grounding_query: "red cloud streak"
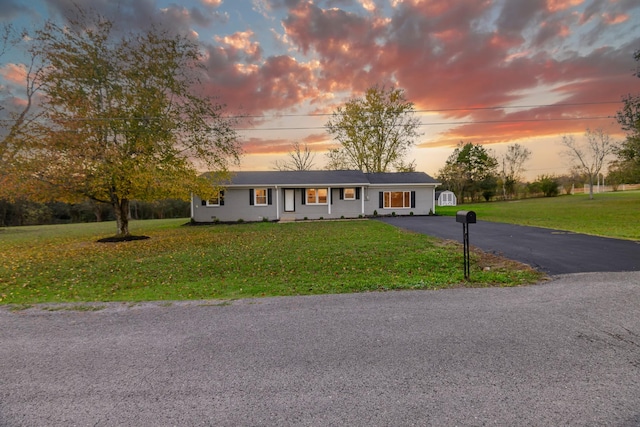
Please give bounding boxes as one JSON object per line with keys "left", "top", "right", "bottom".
{"left": 25, "top": 0, "right": 640, "bottom": 161}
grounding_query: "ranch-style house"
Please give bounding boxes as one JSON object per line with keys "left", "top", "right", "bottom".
{"left": 190, "top": 170, "right": 441, "bottom": 223}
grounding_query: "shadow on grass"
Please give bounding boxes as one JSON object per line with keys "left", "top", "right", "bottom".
{"left": 96, "top": 235, "right": 150, "bottom": 243}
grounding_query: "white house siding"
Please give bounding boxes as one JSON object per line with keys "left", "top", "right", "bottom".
{"left": 192, "top": 188, "right": 278, "bottom": 223}
{"left": 364, "top": 186, "right": 436, "bottom": 216}
{"left": 286, "top": 188, "right": 331, "bottom": 220}
{"left": 193, "top": 186, "right": 437, "bottom": 222}
{"left": 327, "top": 188, "right": 365, "bottom": 219}
{"left": 191, "top": 171, "right": 441, "bottom": 223}
{"left": 278, "top": 188, "right": 364, "bottom": 221}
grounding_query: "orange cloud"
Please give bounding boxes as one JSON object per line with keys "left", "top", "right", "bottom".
{"left": 241, "top": 137, "right": 292, "bottom": 155}
{"left": 0, "top": 64, "right": 27, "bottom": 84}
{"left": 546, "top": 0, "right": 584, "bottom": 13}
{"left": 185, "top": 0, "right": 639, "bottom": 165}
{"left": 215, "top": 30, "right": 261, "bottom": 59}
{"left": 240, "top": 133, "right": 333, "bottom": 155}
{"left": 602, "top": 13, "right": 628, "bottom": 24}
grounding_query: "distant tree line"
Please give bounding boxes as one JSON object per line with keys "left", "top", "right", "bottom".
{"left": 435, "top": 137, "right": 631, "bottom": 204}
{"left": 0, "top": 199, "right": 189, "bottom": 227}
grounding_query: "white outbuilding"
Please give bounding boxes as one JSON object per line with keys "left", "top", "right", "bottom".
{"left": 436, "top": 190, "right": 457, "bottom": 207}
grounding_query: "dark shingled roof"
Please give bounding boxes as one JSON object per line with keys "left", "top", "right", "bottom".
{"left": 365, "top": 172, "right": 440, "bottom": 184}
{"left": 224, "top": 170, "right": 370, "bottom": 186}
{"left": 210, "top": 170, "right": 440, "bottom": 186}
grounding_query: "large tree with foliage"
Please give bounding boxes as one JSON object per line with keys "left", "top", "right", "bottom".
{"left": 560, "top": 129, "right": 616, "bottom": 200}
{"left": 324, "top": 85, "right": 420, "bottom": 173}
{"left": 16, "top": 11, "right": 240, "bottom": 237}
{"left": 613, "top": 49, "right": 640, "bottom": 183}
{"left": 438, "top": 142, "right": 498, "bottom": 202}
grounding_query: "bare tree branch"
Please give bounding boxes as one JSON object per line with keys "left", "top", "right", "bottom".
{"left": 561, "top": 129, "right": 617, "bottom": 199}
{"left": 501, "top": 143, "right": 531, "bottom": 199}
{"left": 273, "top": 142, "right": 316, "bottom": 171}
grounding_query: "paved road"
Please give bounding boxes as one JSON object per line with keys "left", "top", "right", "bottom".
{"left": 1, "top": 272, "right": 640, "bottom": 426}
{"left": 377, "top": 216, "right": 640, "bottom": 275}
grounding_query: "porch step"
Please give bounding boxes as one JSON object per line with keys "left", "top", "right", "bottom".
{"left": 279, "top": 214, "right": 296, "bottom": 223}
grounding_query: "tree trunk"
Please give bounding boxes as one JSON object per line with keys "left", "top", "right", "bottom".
{"left": 588, "top": 175, "right": 594, "bottom": 200}
{"left": 93, "top": 203, "right": 103, "bottom": 222}
{"left": 0, "top": 200, "right": 8, "bottom": 227}
{"left": 113, "top": 198, "right": 130, "bottom": 236}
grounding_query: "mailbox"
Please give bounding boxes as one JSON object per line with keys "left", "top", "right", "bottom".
{"left": 456, "top": 210, "right": 476, "bottom": 224}
{"left": 456, "top": 210, "right": 476, "bottom": 280}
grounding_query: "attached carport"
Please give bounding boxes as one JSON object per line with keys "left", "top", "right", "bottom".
{"left": 377, "top": 216, "right": 640, "bottom": 275}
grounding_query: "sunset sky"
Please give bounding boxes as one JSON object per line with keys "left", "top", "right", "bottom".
{"left": 2, "top": 0, "right": 639, "bottom": 179}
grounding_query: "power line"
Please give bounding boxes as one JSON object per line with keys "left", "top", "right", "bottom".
{"left": 235, "top": 115, "right": 615, "bottom": 131}
{"left": 0, "top": 101, "right": 622, "bottom": 125}
{"left": 234, "top": 101, "right": 622, "bottom": 119}
{"left": 0, "top": 114, "right": 615, "bottom": 133}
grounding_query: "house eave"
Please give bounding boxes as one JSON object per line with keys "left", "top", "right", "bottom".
{"left": 367, "top": 182, "right": 441, "bottom": 187}
{"left": 223, "top": 182, "right": 370, "bottom": 188}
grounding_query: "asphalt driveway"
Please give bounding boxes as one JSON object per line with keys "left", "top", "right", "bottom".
{"left": 377, "top": 216, "right": 640, "bottom": 275}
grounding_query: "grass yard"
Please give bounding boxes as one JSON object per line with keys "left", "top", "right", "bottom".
{"left": 437, "top": 191, "right": 640, "bottom": 241}
{"left": 0, "top": 219, "right": 543, "bottom": 305}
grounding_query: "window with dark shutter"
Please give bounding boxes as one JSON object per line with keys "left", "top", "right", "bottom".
{"left": 249, "top": 189, "right": 254, "bottom": 205}
{"left": 343, "top": 188, "right": 355, "bottom": 200}
{"left": 220, "top": 190, "right": 225, "bottom": 206}
{"left": 379, "top": 192, "right": 384, "bottom": 209}
{"left": 381, "top": 191, "right": 413, "bottom": 208}
{"left": 355, "top": 188, "right": 361, "bottom": 200}
{"left": 301, "top": 189, "right": 306, "bottom": 205}
{"left": 267, "top": 188, "right": 273, "bottom": 205}
{"left": 254, "top": 188, "right": 268, "bottom": 205}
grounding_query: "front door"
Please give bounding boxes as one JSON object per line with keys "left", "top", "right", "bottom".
{"left": 284, "top": 189, "right": 295, "bottom": 212}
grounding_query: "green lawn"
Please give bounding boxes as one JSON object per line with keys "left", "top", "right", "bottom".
{"left": 0, "top": 219, "right": 542, "bottom": 305}
{"left": 437, "top": 191, "right": 640, "bottom": 240}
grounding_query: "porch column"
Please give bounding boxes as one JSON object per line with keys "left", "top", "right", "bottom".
{"left": 328, "top": 186, "right": 332, "bottom": 215}
{"left": 432, "top": 188, "right": 436, "bottom": 215}
{"left": 275, "top": 185, "right": 280, "bottom": 220}
{"left": 190, "top": 192, "right": 194, "bottom": 220}
{"left": 361, "top": 186, "right": 365, "bottom": 215}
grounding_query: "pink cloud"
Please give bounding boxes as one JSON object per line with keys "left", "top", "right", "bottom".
{"left": 36, "top": 0, "right": 632, "bottom": 159}
{"left": 0, "top": 64, "right": 27, "bottom": 84}
{"left": 205, "top": 0, "right": 637, "bottom": 156}
{"left": 201, "top": 41, "right": 321, "bottom": 115}
{"left": 421, "top": 99, "right": 622, "bottom": 148}
{"left": 215, "top": 30, "right": 262, "bottom": 61}
{"left": 546, "top": 0, "right": 585, "bottom": 13}
{"left": 202, "top": 0, "right": 222, "bottom": 7}
{"left": 602, "top": 12, "right": 629, "bottom": 24}
{"left": 240, "top": 132, "right": 332, "bottom": 156}
{"left": 240, "top": 137, "right": 293, "bottom": 155}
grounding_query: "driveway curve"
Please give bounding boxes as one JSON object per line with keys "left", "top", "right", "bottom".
{"left": 377, "top": 216, "right": 640, "bottom": 275}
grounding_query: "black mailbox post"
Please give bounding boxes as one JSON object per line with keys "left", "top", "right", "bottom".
{"left": 456, "top": 210, "right": 476, "bottom": 279}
